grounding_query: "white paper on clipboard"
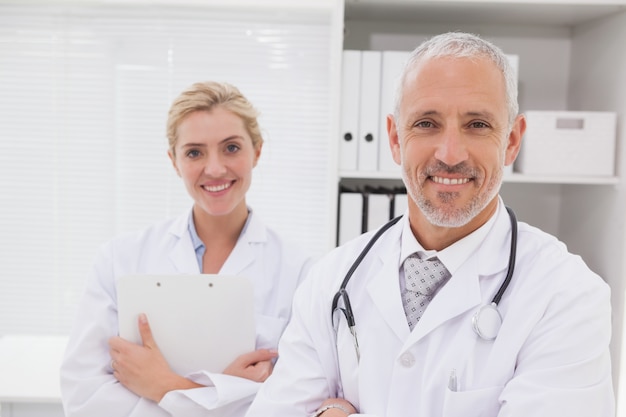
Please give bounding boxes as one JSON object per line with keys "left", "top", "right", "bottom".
{"left": 117, "top": 274, "right": 256, "bottom": 376}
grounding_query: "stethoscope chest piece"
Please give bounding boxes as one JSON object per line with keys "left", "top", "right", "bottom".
{"left": 472, "top": 302, "right": 502, "bottom": 341}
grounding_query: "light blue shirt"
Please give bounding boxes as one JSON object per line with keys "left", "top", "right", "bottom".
{"left": 187, "top": 210, "right": 252, "bottom": 271}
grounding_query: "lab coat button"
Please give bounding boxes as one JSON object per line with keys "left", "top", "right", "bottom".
{"left": 399, "top": 352, "right": 415, "bottom": 367}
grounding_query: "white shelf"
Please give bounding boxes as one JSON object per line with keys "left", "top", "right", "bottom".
{"left": 345, "top": 0, "right": 626, "bottom": 27}
{"left": 340, "top": 171, "right": 620, "bottom": 185}
{"left": 0, "top": 335, "right": 67, "bottom": 403}
{"left": 504, "top": 173, "right": 619, "bottom": 185}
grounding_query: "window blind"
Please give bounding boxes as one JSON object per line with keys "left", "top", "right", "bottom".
{"left": 0, "top": 4, "right": 334, "bottom": 336}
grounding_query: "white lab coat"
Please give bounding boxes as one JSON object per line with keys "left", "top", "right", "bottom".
{"left": 60, "top": 208, "right": 312, "bottom": 417}
{"left": 247, "top": 203, "right": 614, "bottom": 417}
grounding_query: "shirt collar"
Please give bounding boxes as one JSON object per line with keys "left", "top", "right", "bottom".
{"left": 187, "top": 207, "right": 254, "bottom": 252}
{"left": 400, "top": 199, "right": 501, "bottom": 276}
{"left": 188, "top": 212, "right": 204, "bottom": 252}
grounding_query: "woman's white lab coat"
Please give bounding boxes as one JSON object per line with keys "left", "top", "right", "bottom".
{"left": 60, "top": 208, "right": 312, "bottom": 417}
{"left": 247, "top": 203, "right": 614, "bottom": 417}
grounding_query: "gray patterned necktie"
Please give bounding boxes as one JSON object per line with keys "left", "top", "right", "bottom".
{"left": 401, "top": 253, "right": 451, "bottom": 330}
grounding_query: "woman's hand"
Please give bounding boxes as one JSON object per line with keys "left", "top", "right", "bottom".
{"left": 109, "top": 313, "right": 202, "bottom": 402}
{"left": 222, "top": 348, "right": 278, "bottom": 382}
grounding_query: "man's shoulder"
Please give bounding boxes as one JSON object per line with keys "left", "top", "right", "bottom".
{"left": 516, "top": 221, "right": 605, "bottom": 288}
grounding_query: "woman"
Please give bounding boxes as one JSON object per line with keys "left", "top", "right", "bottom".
{"left": 60, "top": 81, "right": 313, "bottom": 417}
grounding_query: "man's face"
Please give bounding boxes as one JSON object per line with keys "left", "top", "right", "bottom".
{"left": 389, "top": 56, "right": 523, "bottom": 229}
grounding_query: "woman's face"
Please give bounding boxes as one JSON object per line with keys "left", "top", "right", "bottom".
{"left": 169, "top": 108, "right": 261, "bottom": 218}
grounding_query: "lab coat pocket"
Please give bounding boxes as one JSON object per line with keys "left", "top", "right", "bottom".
{"left": 442, "top": 385, "right": 503, "bottom": 417}
{"left": 255, "top": 314, "right": 288, "bottom": 350}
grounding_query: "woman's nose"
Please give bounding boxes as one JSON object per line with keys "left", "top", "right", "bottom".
{"left": 204, "top": 153, "right": 227, "bottom": 176}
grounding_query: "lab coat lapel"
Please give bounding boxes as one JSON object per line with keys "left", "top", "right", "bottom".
{"left": 366, "top": 224, "right": 409, "bottom": 342}
{"left": 408, "top": 257, "right": 482, "bottom": 343}
{"left": 168, "top": 210, "right": 201, "bottom": 274}
{"left": 407, "top": 204, "right": 513, "bottom": 344}
{"left": 219, "top": 211, "right": 264, "bottom": 276}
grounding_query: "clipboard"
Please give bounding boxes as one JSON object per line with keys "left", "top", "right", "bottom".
{"left": 117, "top": 274, "right": 256, "bottom": 375}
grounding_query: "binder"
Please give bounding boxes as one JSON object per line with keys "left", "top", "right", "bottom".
{"left": 366, "top": 192, "right": 392, "bottom": 232}
{"left": 393, "top": 193, "right": 409, "bottom": 217}
{"left": 378, "top": 50, "right": 410, "bottom": 174}
{"left": 338, "top": 191, "right": 364, "bottom": 246}
{"left": 357, "top": 50, "right": 382, "bottom": 172}
{"left": 339, "top": 50, "right": 362, "bottom": 171}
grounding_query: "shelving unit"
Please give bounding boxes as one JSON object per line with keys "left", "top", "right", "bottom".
{"left": 341, "top": 171, "right": 620, "bottom": 185}
{"left": 338, "top": 0, "right": 626, "bottom": 410}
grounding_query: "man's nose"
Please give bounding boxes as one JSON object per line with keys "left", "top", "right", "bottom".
{"left": 433, "top": 128, "right": 469, "bottom": 166}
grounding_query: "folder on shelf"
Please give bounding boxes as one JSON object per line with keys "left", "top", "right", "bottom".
{"left": 357, "top": 50, "right": 382, "bottom": 173}
{"left": 378, "top": 50, "right": 410, "bottom": 174}
{"left": 340, "top": 50, "right": 362, "bottom": 172}
{"left": 393, "top": 193, "right": 409, "bottom": 217}
{"left": 338, "top": 191, "right": 364, "bottom": 246}
{"left": 367, "top": 192, "right": 392, "bottom": 232}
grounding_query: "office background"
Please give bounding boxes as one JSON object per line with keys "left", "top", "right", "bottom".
{"left": 1, "top": 1, "right": 626, "bottom": 416}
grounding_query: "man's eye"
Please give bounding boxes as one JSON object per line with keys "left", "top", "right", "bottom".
{"left": 470, "top": 121, "right": 489, "bottom": 129}
{"left": 415, "top": 120, "right": 434, "bottom": 128}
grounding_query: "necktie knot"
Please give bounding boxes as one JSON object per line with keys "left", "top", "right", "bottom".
{"left": 403, "top": 254, "right": 450, "bottom": 296}
{"left": 401, "top": 253, "right": 451, "bottom": 330}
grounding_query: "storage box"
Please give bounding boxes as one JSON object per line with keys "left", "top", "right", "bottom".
{"left": 515, "top": 111, "right": 617, "bottom": 177}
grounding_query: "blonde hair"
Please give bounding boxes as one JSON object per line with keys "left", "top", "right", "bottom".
{"left": 166, "top": 81, "right": 263, "bottom": 154}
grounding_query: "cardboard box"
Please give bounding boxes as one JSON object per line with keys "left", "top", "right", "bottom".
{"left": 515, "top": 111, "right": 617, "bottom": 176}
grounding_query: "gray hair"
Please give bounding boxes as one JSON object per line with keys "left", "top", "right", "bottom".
{"left": 395, "top": 32, "right": 519, "bottom": 128}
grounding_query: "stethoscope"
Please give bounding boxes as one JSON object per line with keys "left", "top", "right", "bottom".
{"left": 331, "top": 206, "right": 518, "bottom": 362}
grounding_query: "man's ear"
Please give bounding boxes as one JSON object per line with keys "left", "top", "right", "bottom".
{"left": 504, "top": 114, "right": 526, "bottom": 166}
{"left": 387, "top": 114, "right": 402, "bottom": 165}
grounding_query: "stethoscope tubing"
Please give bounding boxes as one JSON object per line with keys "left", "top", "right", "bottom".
{"left": 332, "top": 206, "right": 518, "bottom": 338}
{"left": 331, "top": 215, "right": 402, "bottom": 327}
{"left": 493, "top": 206, "right": 517, "bottom": 305}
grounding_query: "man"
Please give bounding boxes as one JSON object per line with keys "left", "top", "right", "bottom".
{"left": 246, "top": 32, "right": 614, "bottom": 417}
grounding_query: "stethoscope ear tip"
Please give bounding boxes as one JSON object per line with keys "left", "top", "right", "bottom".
{"left": 472, "top": 302, "right": 502, "bottom": 341}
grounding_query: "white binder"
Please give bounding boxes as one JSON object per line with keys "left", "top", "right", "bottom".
{"left": 366, "top": 193, "right": 392, "bottom": 232}
{"left": 338, "top": 192, "right": 364, "bottom": 246}
{"left": 378, "top": 50, "right": 410, "bottom": 174}
{"left": 357, "top": 50, "right": 382, "bottom": 172}
{"left": 393, "top": 193, "right": 409, "bottom": 217}
{"left": 339, "top": 50, "right": 362, "bottom": 172}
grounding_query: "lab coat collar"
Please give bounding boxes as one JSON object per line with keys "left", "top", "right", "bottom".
{"left": 399, "top": 199, "right": 501, "bottom": 277}
{"left": 474, "top": 198, "right": 513, "bottom": 278}
{"left": 366, "top": 198, "right": 513, "bottom": 345}
{"left": 168, "top": 208, "right": 201, "bottom": 274}
{"left": 166, "top": 207, "right": 267, "bottom": 275}
{"left": 410, "top": 199, "right": 514, "bottom": 344}
{"left": 220, "top": 209, "right": 267, "bottom": 276}
{"left": 366, "top": 222, "right": 408, "bottom": 342}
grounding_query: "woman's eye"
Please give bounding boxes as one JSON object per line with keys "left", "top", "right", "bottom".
{"left": 226, "top": 144, "right": 240, "bottom": 153}
{"left": 186, "top": 149, "right": 201, "bottom": 158}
